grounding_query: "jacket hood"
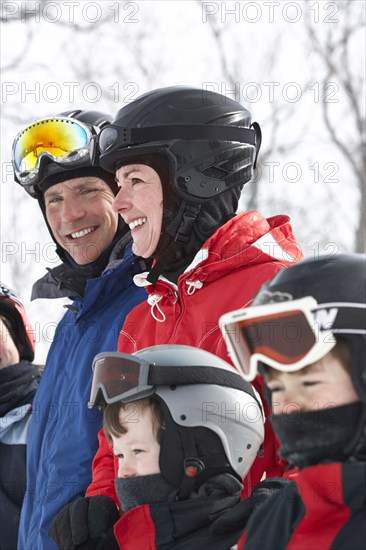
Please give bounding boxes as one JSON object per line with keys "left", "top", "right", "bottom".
{"left": 184, "top": 210, "right": 300, "bottom": 282}
{"left": 135, "top": 211, "right": 302, "bottom": 292}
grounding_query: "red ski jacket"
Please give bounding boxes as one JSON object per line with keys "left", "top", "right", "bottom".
{"left": 239, "top": 462, "right": 366, "bottom": 550}
{"left": 87, "top": 211, "right": 302, "bottom": 505}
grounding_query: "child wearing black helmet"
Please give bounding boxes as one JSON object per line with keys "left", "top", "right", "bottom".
{"left": 219, "top": 254, "right": 366, "bottom": 550}
{"left": 50, "top": 345, "right": 265, "bottom": 549}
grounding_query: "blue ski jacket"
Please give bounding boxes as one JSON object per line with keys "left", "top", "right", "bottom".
{"left": 17, "top": 244, "right": 146, "bottom": 550}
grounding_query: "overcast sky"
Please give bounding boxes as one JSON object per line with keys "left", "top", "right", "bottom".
{"left": 1, "top": 0, "right": 365, "bottom": 362}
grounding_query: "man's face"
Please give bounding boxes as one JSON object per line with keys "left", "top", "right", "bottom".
{"left": 44, "top": 177, "right": 118, "bottom": 265}
{"left": 265, "top": 352, "right": 360, "bottom": 415}
{"left": 112, "top": 404, "right": 161, "bottom": 478}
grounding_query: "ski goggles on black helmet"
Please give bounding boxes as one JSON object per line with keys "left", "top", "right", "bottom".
{"left": 88, "top": 351, "right": 258, "bottom": 408}
{"left": 12, "top": 117, "right": 96, "bottom": 193}
{"left": 220, "top": 297, "right": 366, "bottom": 381}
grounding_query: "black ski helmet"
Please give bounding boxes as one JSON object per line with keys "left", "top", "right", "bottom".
{"left": 98, "top": 86, "right": 262, "bottom": 282}
{"left": 0, "top": 283, "right": 35, "bottom": 362}
{"left": 90, "top": 344, "right": 264, "bottom": 498}
{"left": 251, "top": 254, "right": 366, "bottom": 401}
{"left": 252, "top": 253, "right": 366, "bottom": 459}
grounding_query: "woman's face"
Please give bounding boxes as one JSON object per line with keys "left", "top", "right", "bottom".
{"left": 113, "top": 164, "right": 163, "bottom": 258}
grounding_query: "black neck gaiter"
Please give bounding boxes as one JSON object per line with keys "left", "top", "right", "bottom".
{"left": 115, "top": 474, "right": 177, "bottom": 512}
{"left": 114, "top": 472, "right": 242, "bottom": 513}
{"left": 271, "top": 402, "right": 363, "bottom": 469}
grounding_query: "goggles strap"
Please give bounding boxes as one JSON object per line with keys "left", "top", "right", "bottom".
{"left": 148, "top": 364, "right": 252, "bottom": 392}
{"left": 147, "top": 365, "right": 263, "bottom": 414}
{"left": 116, "top": 125, "right": 257, "bottom": 148}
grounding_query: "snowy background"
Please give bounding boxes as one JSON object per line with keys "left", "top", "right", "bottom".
{"left": 1, "top": 0, "right": 365, "bottom": 363}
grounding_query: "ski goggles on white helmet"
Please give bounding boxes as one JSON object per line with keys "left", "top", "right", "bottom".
{"left": 12, "top": 117, "right": 96, "bottom": 189}
{"left": 220, "top": 297, "right": 366, "bottom": 381}
{"left": 88, "top": 351, "right": 260, "bottom": 409}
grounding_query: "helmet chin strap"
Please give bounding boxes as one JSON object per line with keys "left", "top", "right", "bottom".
{"left": 177, "top": 428, "right": 205, "bottom": 500}
{"left": 147, "top": 203, "right": 201, "bottom": 284}
{"left": 250, "top": 122, "right": 262, "bottom": 169}
{"left": 177, "top": 427, "right": 235, "bottom": 500}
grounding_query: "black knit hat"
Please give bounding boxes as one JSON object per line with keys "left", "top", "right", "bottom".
{"left": 39, "top": 166, "right": 119, "bottom": 196}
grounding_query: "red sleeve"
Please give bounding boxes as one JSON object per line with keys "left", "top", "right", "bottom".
{"left": 85, "top": 428, "right": 120, "bottom": 508}
{"left": 241, "top": 376, "right": 287, "bottom": 499}
{"left": 237, "top": 530, "right": 248, "bottom": 550}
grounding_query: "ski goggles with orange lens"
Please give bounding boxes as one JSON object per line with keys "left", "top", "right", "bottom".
{"left": 12, "top": 117, "right": 95, "bottom": 188}
{"left": 220, "top": 297, "right": 341, "bottom": 381}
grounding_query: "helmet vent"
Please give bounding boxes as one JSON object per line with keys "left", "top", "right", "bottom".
{"left": 202, "top": 166, "right": 228, "bottom": 180}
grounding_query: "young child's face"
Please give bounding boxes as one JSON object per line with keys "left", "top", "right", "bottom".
{"left": 265, "top": 352, "right": 359, "bottom": 415}
{"left": 112, "top": 404, "right": 161, "bottom": 478}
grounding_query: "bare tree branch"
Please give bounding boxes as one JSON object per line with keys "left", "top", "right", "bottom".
{"left": 304, "top": 1, "right": 365, "bottom": 252}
